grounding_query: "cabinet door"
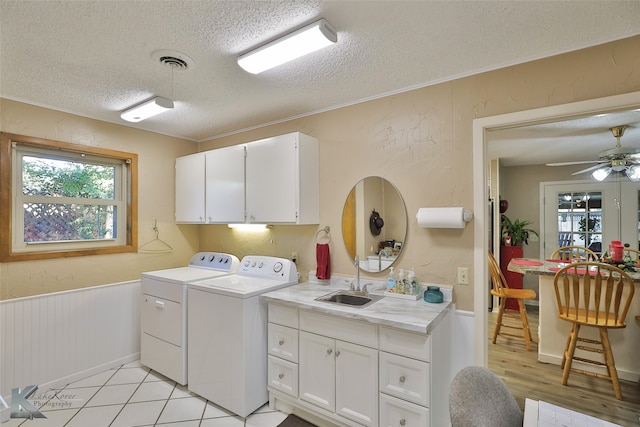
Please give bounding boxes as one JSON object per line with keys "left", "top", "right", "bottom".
{"left": 335, "top": 340, "right": 378, "bottom": 427}
{"left": 175, "top": 153, "right": 205, "bottom": 223}
{"left": 299, "top": 331, "right": 335, "bottom": 412}
{"left": 246, "top": 134, "right": 298, "bottom": 223}
{"left": 205, "top": 146, "right": 245, "bottom": 223}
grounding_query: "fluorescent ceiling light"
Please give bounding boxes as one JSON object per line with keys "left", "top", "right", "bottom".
{"left": 121, "top": 96, "right": 174, "bottom": 122}
{"left": 227, "top": 224, "right": 269, "bottom": 232}
{"left": 237, "top": 19, "right": 337, "bottom": 74}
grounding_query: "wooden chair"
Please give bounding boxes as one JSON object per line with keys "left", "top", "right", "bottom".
{"left": 553, "top": 262, "right": 635, "bottom": 400}
{"left": 624, "top": 248, "right": 640, "bottom": 263}
{"left": 550, "top": 245, "right": 598, "bottom": 261}
{"left": 488, "top": 251, "right": 537, "bottom": 350}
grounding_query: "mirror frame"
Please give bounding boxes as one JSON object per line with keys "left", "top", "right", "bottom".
{"left": 341, "top": 176, "right": 407, "bottom": 273}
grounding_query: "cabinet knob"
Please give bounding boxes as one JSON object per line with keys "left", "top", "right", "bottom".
{"left": 399, "top": 375, "right": 406, "bottom": 383}
{"left": 399, "top": 419, "right": 406, "bottom": 426}
{"left": 279, "top": 339, "right": 285, "bottom": 345}
{"left": 335, "top": 350, "right": 340, "bottom": 357}
{"left": 326, "top": 348, "right": 333, "bottom": 355}
{"left": 278, "top": 373, "right": 284, "bottom": 379}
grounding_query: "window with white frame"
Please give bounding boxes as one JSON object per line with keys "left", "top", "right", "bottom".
{"left": 1, "top": 133, "right": 138, "bottom": 261}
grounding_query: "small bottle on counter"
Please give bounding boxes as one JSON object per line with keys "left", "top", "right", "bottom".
{"left": 397, "top": 269, "right": 406, "bottom": 294}
{"left": 408, "top": 268, "right": 419, "bottom": 295}
{"left": 386, "top": 267, "right": 396, "bottom": 293}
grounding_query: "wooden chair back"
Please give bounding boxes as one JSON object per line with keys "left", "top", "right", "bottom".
{"left": 488, "top": 250, "right": 509, "bottom": 296}
{"left": 551, "top": 245, "right": 598, "bottom": 261}
{"left": 553, "top": 262, "right": 634, "bottom": 328}
{"left": 624, "top": 248, "right": 640, "bottom": 263}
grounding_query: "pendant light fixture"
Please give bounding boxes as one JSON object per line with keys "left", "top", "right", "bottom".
{"left": 237, "top": 19, "right": 337, "bottom": 74}
{"left": 120, "top": 50, "right": 193, "bottom": 122}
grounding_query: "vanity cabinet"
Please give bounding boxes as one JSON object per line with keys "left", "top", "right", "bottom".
{"left": 175, "top": 132, "right": 319, "bottom": 224}
{"left": 266, "top": 302, "right": 453, "bottom": 427}
{"left": 298, "top": 311, "right": 378, "bottom": 427}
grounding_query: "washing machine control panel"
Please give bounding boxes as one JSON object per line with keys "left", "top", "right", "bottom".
{"left": 239, "top": 256, "right": 297, "bottom": 281}
{"left": 189, "top": 252, "right": 240, "bottom": 272}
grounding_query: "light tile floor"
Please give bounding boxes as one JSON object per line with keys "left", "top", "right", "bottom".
{"left": 6, "top": 360, "right": 289, "bottom": 427}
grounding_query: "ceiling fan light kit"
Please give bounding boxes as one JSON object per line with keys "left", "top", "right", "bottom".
{"left": 548, "top": 125, "right": 640, "bottom": 182}
{"left": 237, "top": 19, "right": 337, "bottom": 74}
{"left": 120, "top": 96, "right": 174, "bottom": 122}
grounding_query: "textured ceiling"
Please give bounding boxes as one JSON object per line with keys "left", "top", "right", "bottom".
{"left": 1, "top": 1, "right": 640, "bottom": 145}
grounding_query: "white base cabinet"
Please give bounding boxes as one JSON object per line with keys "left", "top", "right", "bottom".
{"left": 267, "top": 303, "right": 454, "bottom": 427}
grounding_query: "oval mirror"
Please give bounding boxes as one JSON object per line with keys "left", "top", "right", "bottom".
{"left": 341, "top": 176, "right": 407, "bottom": 272}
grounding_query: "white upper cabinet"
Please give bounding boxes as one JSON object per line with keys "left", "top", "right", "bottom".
{"left": 175, "top": 132, "right": 319, "bottom": 225}
{"left": 175, "top": 153, "right": 205, "bottom": 223}
{"left": 204, "top": 145, "right": 245, "bottom": 223}
{"left": 246, "top": 132, "right": 319, "bottom": 224}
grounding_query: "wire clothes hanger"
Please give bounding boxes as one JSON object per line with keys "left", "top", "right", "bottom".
{"left": 138, "top": 219, "right": 173, "bottom": 253}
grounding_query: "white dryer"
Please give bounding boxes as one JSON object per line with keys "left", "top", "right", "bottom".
{"left": 141, "top": 252, "right": 239, "bottom": 384}
{"left": 187, "top": 255, "right": 298, "bottom": 417}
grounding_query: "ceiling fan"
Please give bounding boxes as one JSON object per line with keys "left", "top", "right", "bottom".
{"left": 546, "top": 125, "right": 640, "bottom": 181}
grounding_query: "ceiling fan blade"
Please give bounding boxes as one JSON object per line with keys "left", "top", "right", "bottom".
{"left": 571, "top": 163, "right": 608, "bottom": 175}
{"left": 546, "top": 160, "right": 602, "bottom": 167}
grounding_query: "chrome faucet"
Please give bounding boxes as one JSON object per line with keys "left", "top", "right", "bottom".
{"left": 378, "top": 251, "right": 382, "bottom": 271}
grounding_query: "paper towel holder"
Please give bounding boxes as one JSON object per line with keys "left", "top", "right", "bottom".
{"left": 416, "top": 207, "right": 474, "bottom": 228}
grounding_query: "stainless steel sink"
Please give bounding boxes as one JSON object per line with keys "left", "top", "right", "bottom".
{"left": 315, "top": 290, "right": 383, "bottom": 308}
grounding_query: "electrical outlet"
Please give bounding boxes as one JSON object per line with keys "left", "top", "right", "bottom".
{"left": 457, "top": 267, "right": 469, "bottom": 285}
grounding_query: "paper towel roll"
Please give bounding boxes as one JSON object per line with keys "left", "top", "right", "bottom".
{"left": 416, "top": 207, "right": 473, "bottom": 228}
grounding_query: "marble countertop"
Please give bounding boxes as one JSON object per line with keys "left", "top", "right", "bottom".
{"left": 260, "top": 276, "right": 452, "bottom": 335}
{"left": 508, "top": 258, "right": 640, "bottom": 283}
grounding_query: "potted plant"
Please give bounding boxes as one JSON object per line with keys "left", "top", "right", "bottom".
{"left": 501, "top": 215, "right": 539, "bottom": 246}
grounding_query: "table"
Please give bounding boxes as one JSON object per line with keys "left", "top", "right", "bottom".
{"left": 507, "top": 258, "right": 640, "bottom": 382}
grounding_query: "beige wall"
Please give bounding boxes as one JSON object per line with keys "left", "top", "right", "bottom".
{"left": 1, "top": 36, "right": 639, "bottom": 309}
{"left": 198, "top": 36, "right": 640, "bottom": 311}
{"left": 0, "top": 100, "right": 200, "bottom": 299}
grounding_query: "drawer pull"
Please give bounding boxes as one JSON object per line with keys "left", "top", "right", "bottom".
{"left": 278, "top": 373, "right": 284, "bottom": 379}
{"left": 279, "top": 339, "right": 285, "bottom": 345}
{"left": 335, "top": 350, "right": 341, "bottom": 357}
{"left": 399, "top": 375, "right": 406, "bottom": 383}
{"left": 155, "top": 300, "right": 165, "bottom": 309}
{"left": 399, "top": 419, "right": 406, "bottom": 426}
{"left": 326, "top": 348, "right": 333, "bottom": 355}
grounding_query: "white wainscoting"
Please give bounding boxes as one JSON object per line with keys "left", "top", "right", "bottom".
{"left": 0, "top": 280, "right": 141, "bottom": 398}
{"left": 452, "top": 309, "right": 475, "bottom": 376}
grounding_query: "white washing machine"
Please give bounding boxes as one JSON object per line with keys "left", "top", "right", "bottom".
{"left": 187, "top": 255, "right": 298, "bottom": 417}
{"left": 141, "top": 252, "right": 239, "bottom": 385}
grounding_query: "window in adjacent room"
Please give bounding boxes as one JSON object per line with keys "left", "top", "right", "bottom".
{"left": 0, "top": 133, "right": 138, "bottom": 261}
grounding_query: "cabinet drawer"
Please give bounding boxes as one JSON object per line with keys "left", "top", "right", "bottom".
{"left": 269, "top": 303, "right": 299, "bottom": 328}
{"left": 379, "top": 326, "right": 431, "bottom": 362}
{"left": 300, "top": 310, "right": 377, "bottom": 348}
{"left": 142, "top": 294, "right": 182, "bottom": 346}
{"left": 268, "top": 355, "right": 298, "bottom": 398}
{"left": 268, "top": 323, "right": 298, "bottom": 362}
{"left": 379, "top": 352, "right": 429, "bottom": 407}
{"left": 380, "top": 393, "right": 429, "bottom": 427}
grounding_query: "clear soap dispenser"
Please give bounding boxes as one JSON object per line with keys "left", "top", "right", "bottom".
{"left": 386, "top": 267, "right": 396, "bottom": 293}
{"left": 397, "top": 269, "right": 405, "bottom": 294}
{"left": 407, "top": 268, "right": 417, "bottom": 295}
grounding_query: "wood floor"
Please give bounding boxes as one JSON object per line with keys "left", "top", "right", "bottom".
{"left": 488, "top": 306, "right": 640, "bottom": 426}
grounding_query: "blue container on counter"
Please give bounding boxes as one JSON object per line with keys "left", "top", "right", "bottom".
{"left": 424, "top": 286, "right": 443, "bottom": 303}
